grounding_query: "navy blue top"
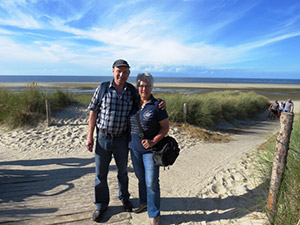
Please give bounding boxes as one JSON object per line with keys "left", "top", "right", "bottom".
{"left": 129, "top": 95, "right": 168, "bottom": 152}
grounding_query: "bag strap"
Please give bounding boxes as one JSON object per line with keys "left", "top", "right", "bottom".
{"left": 98, "top": 81, "right": 138, "bottom": 107}
{"left": 136, "top": 110, "right": 144, "bottom": 140}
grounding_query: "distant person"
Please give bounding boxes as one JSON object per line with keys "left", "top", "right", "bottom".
{"left": 279, "top": 101, "right": 284, "bottom": 112}
{"left": 86, "top": 59, "right": 165, "bottom": 222}
{"left": 283, "top": 99, "right": 294, "bottom": 113}
{"left": 268, "top": 99, "right": 279, "bottom": 119}
{"left": 129, "top": 73, "right": 169, "bottom": 225}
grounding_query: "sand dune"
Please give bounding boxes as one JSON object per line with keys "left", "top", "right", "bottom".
{"left": 0, "top": 101, "right": 298, "bottom": 224}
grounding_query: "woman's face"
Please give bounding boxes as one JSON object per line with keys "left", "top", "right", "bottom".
{"left": 138, "top": 80, "right": 152, "bottom": 100}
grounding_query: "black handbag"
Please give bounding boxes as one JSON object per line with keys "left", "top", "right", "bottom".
{"left": 151, "top": 136, "right": 180, "bottom": 166}
{"left": 136, "top": 111, "right": 180, "bottom": 167}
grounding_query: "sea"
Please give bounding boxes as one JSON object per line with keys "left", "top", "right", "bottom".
{"left": 1, "top": 75, "right": 300, "bottom": 96}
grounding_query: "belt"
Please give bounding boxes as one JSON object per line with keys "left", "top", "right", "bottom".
{"left": 99, "top": 129, "right": 126, "bottom": 138}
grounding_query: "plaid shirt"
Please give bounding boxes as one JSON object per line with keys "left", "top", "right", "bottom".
{"left": 88, "top": 81, "right": 134, "bottom": 135}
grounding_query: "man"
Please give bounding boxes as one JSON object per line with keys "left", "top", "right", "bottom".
{"left": 86, "top": 59, "right": 135, "bottom": 222}
{"left": 283, "top": 99, "right": 294, "bottom": 113}
{"left": 86, "top": 59, "right": 164, "bottom": 222}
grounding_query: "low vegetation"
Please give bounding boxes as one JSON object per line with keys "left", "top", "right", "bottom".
{"left": 75, "top": 91, "right": 269, "bottom": 129}
{"left": 156, "top": 91, "right": 269, "bottom": 128}
{"left": 0, "top": 82, "right": 75, "bottom": 128}
{"left": 0, "top": 84, "right": 269, "bottom": 130}
{"left": 257, "top": 118, "right": 300, "bottom": 224}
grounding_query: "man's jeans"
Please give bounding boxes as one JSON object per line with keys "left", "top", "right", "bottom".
{"left": 130, "top": 149, "right": 160, "bottom": 218}
{"left": 94, "top": 133, "right": 130, "bottom": 210}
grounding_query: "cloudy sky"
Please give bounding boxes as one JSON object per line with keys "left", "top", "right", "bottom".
{"left": 0, "top": 0, "right": 300, "bottom": 78}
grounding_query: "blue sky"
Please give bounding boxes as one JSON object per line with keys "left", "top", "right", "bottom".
{"left": 0, "top": 0, "right": 300, "bottom": 79}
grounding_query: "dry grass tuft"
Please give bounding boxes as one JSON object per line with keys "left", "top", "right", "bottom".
{"left": 172, "top": 122, "right": 231, "bottom": 143}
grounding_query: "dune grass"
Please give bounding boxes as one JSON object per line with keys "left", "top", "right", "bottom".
{"left": 257, "top": 117, "right": 300, "bottom": 224}
{"left": 75, "top": 91, "right": 269, "bottom": 128}
{"left": 156, "top": 91, "right": 269, "bottom": 128}
{"left": 0, "top": 85, "right": 269, "bottom": 129}
{"left": 0, "top": 82, "right": 75, "bottom": 128}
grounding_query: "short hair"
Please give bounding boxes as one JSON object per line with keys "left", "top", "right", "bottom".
{"left": 136, "top": 72, "right": 154, "bottom": 88}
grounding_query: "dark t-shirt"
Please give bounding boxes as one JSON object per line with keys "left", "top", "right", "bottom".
{"left": 129, "top": 95, "right": 168, "bottom": 152}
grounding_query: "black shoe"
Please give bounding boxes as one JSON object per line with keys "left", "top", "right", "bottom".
{"left": 133, "top": 204, "right": 147, "bottom": 213}
{"left": 92, "top": 208, "right": 107, "bottom": 222}
{"left": 122, "top": 200, "right": 133, "bottom": 212}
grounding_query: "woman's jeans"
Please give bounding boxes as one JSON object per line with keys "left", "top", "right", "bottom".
{"left": 94, "top": 133, "right": 130, "bottom": 210}
{"left": 130, "top": 149, "right": 160, "bottom": 218}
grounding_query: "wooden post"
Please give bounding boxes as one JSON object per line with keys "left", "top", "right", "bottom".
{"left": 183, "top": 103, "right": 187, "bottom": 122}
{"left": 266, "top": 112, "right": 294, "bottom": 221}
{"left": 46, "top": 100, "right": 51, "bottom": 126}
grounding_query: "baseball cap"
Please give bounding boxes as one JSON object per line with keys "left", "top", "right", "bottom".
{"left": 112, "top": 59, "right": 130, "bottom": 68}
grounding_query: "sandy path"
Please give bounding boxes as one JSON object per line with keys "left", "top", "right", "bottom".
{"left": 1, "top": 102, "right": 298, "bottom": 224}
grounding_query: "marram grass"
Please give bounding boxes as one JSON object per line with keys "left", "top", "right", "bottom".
{"left": 156, "top": 91, "right": 269, "bottom": 128}
{"left": 257, "top": 118, "right": 300, "bottom": 225}
{"left": 75, "top": 90, "right": 269, "bottom": 128}
{"left": 1, "top": 86, "right": 269, "bottom": 129}
{"left": 0, "top": 82, "right": 75, "bottom": 128}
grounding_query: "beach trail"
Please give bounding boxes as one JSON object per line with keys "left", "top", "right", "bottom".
{"left": 0, "top": 102, "right": 295, "bottom": 225}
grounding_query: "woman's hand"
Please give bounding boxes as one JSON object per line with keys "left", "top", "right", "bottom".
{"left": 141, "top": 118, "right": 169, "bottom": 149}
{"left": 141, "top": 139, "right": 155, "bottom": 149}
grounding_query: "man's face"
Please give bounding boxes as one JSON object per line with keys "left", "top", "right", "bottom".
{"left": 112, "top": 66, "right": 130, "bottom": 87}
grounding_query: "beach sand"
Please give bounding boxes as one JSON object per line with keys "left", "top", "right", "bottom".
{"left": 0, "top": 87, "right": 299, "bottom": 224}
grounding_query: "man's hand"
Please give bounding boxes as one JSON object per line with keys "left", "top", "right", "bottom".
{"left": 157, "top": 98, "right": 166, "bottom": 110}
{"left": 86, "top": 137, "right": 94, "bottom": 152}
{"left": 86, "top": 110, "right": 98, "bottom": 152}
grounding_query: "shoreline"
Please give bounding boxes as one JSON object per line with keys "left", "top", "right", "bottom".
{"left": 2, "top": 81, "right": 300, "bottom": 89}
{"left": 2, "top": 82, "right": 300, "bottom": 101}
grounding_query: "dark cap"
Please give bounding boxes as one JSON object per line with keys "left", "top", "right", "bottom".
{"left": 112, "top": 59, "right": 130, "bottom": 68}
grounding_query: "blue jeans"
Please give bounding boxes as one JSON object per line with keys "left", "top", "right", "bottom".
{"left": 130, "top": 148, "right": 160, "bottom": 218}
{"left": 94, "top": 132, "right": 130, "bottom": 210}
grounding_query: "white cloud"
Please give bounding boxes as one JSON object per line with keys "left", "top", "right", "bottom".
{"left": 0, "top": 1, "right": 41, "bottom": 28}
{"left": 236, "top": 31, "right": 300, "bottom": 52}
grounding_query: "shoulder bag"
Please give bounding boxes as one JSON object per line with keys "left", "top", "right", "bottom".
{"left": 136, "top": 110, "right": 180, "bottom": 167}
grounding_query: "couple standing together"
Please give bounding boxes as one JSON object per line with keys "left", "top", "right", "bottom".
{"left": 86, "top": 59, "right": 169, "bottom": 225}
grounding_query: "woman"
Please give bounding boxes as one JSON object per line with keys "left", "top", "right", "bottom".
{"left": 129, "top": 73, "right": 169, "bottom": 225}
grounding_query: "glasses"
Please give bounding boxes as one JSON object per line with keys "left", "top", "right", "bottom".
{"left": 138, "top": 85, "right": 151, "bottom": 89}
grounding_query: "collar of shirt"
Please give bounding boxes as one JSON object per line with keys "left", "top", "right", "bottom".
{"left": 109, "top": 79, "right": 129, "bottom": 95}
{"left": 139, "top": 94, "right": 156, "bottom": 109}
